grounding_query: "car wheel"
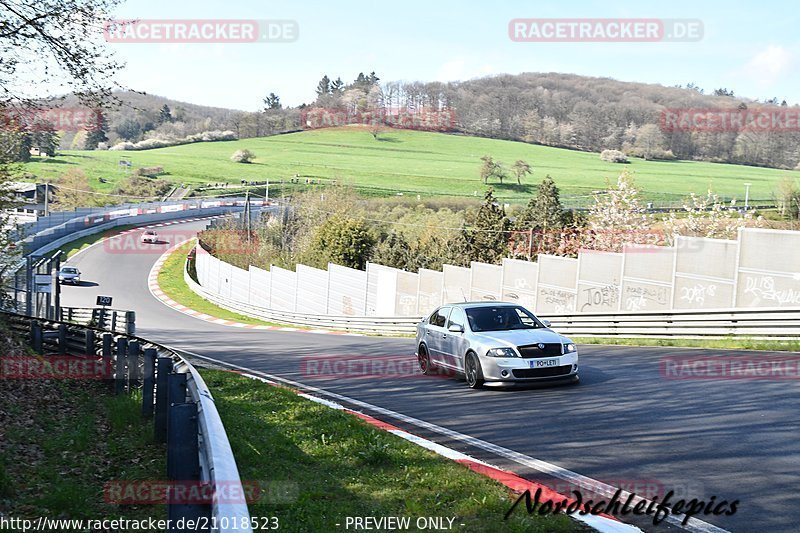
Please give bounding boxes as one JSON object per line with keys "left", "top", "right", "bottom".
{"left": 465, "top": 352, "right": 484, "bottom": 389}
{"left": 418, "top": 345, "right": 432, "bottom": 375}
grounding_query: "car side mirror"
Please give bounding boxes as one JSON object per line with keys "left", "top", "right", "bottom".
{"left": 542, "top": 320, "right": 551, "bottom": 328}
{"left": 448, "top": 324, "right": 464, "bottom": 333}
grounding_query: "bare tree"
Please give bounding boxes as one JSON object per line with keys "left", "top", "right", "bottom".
{"left": 511, "top": 159, "right": 532, "bottom": 184}
{"left": 1, "top": 0, "right": 125, "bottom": 108}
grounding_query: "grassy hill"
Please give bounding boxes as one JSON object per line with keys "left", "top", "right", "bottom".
{"left": 19, "top": 126, "right": 794, "bottom": 206}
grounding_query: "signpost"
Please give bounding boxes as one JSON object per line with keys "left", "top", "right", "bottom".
{"left": 96, "top": 295, "right": 113, "bottom": 330}
{"left": 34, "top": 274, "right": 52, "bottom": 294}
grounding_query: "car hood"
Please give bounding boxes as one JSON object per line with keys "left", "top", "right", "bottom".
{"left": 475, "top": 328, "right": 569, "bottom": 347}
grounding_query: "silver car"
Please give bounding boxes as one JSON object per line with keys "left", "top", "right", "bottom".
{"left": 58, "top": 266, "right": 81, "bottom": 285}
{"left": 415, "top": 302, "right": 579, "bottom": 389}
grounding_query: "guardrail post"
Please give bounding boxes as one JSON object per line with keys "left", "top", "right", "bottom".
{"left": 128, "top": 341, "right": 141, "bottom": 390}
{"left": 155, "top": 357, "right": 173, "bottom": 443}
{"left": 114, "top": 338, "right": 128, "bottom": 395}
{"left": 166, "top": 402, "right": 206, "bottom": 532}
{"left": 166, "top": 372, "right": 188, "bottom": 479}
{"left": 30, "top": 320, "right": 43, "bottom": 354}
{"left": 125, "top": 311, "right": 136, "bottom": 336}
{"left": 57, "top": 324, "right": 67, "bottom": 355}
{"left": 111, "top": 311, "right": 117, "bottom": 333}
{"left": 84, "top": 329, "right": 95, "bottom": 356}
{"left": 102, "top": 333, "right": 114, "bottom": 390}
{"left": 142, "top": 348, "right": 157, "bottom": 417}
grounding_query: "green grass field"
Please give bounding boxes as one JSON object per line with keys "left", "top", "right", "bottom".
{"left": 19, "top": 126, "right": 795, "bottom": 204}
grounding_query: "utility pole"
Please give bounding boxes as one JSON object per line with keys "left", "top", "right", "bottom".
{"left": 744, "top": 183, "right": 752, "bottom": 211}
{"left": 244, "top": 190, "right": 251, "bottom": 244}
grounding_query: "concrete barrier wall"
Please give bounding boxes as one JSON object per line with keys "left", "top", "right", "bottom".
{"left": 328, "top": 263, "right": 367, "bottom": 316}
{"left": 576, "top": 251, "right": 622, "bottom": 313}
{"left": 736, "top": 228, "right": 800, "bottom": 307}
{"left": 193, "top": 227, "right": 800, "bottom": 319}
{"left": 296, "top": 264, "right": 328, "bottom": 314}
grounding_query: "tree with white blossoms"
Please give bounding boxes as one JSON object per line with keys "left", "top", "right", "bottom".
{"left": 663, "top": 189, "right": 764, "bottom": 241}
{"left": 587, "top": 170, "right": 654, "bottom": 252}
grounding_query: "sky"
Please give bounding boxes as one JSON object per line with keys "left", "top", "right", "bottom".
{"left": 102, "top": 0, "right": 800, "bottom": 110}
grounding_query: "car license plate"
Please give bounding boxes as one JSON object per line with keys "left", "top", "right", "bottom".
{"left": 530, "top": 358, "right": 559, "bottom": 368}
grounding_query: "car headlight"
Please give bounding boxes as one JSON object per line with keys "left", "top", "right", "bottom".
{"left": 486, "top": 347, "right": 518, "bottom": 358}
{"left": 564, "top": 343, "right": 577, "bottom": 353}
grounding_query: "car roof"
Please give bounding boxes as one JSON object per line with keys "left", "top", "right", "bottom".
{"left": 440, "top": 301, "right": 522, "bottom": 308}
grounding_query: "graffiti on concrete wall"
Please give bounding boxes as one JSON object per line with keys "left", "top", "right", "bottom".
{"left": 743, "top": 275, "right": 800, "bottom": 306}
{"left": 580, "top": 284, "right": 620, "bottom": 311}
{"left": 679, "top": 283, "right": 717, "bottom": 306}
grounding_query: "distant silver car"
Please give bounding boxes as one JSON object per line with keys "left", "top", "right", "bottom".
{"left": 415, "top": 302, "right": 579, "bottom": 388}
{"left": 58, "top": 266, "right": 81, "bottom": 285}
{"left": 141, "top": 230, "right": 159, "bottom": 243}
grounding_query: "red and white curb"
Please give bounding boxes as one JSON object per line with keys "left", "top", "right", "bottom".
{"left": 147, "top": 241, "right": 364, "bottom": 336}
{"left": 233, "top": 370, "right": 641, "bottom": 533}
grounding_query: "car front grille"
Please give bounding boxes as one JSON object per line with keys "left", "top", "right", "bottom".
{"left": 512, "top": 365, "right": 573, "bottom": 379}
{"left": 517, "top": 343, "right": 563, "bottom": 358}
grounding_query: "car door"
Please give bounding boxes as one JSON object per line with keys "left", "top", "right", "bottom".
{"left": 424, "top": 306, "right": 451, "bottom": 366}
{"left": 442, "top": 306, "right": 469, "bottom": 372}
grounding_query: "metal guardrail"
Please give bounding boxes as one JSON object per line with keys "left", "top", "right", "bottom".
{"left": 1, "top": 311, "right": 252, "bottom": 533}
{"left": 544, "top": 308, "right": 800, "bottom": 340}
{"left": 184, "top": 254, "right": 800, "bottom": 339}
{"left": 61, "top": 306, "right": 136, "bottom": 335}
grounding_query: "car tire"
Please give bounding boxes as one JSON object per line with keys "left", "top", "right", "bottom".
{"left": 465, "top": 352, "right": 484, "bottom": 389}
{"left": 418, "top": 345, "right": 433, "bottom": 375}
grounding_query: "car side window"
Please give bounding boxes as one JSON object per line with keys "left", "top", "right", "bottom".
{"left": 430, "top": 307, "right": 451, "bottom": 328}
{"left": 447, "top": 307, "right": 466, "bottom": 330}
{"left": 515, "top": 308, "right": 539, "bottom": 327}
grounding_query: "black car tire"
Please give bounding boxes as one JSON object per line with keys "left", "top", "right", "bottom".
{"left": 418, "top": 345, "right": 433, "bottom": 375}
{"left": 465, "top": 352, "right": 484, "bottom": 389}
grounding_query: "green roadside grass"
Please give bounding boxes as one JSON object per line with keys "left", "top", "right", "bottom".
{"left": 199, "top": 368, "right": 580, "bottom": 532}
{"left": 157, "top": 240, "right": 282, "bottom": 327}
{"left": 0, "top": 376, "right": 165, "bottom": 522}
{"left": 573, "top": 336, "right": 800, "bottom": 352}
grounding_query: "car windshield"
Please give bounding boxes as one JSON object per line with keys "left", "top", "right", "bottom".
{"left": 61, "top": 268, "right": 78, "bottom": 274}
{"left": 465, "top": 306, "right": 543, "bottom": 332}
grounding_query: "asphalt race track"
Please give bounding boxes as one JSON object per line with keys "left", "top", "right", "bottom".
{"left": 60, "top": 220, "right": 800, "bottom": 533}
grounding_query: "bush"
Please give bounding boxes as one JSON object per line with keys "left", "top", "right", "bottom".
{"left": 600, "top": 149, "right": 629, "bottom": 163}
{"left": 107, "top": 130, "right": 237, "bottom": 151}
{"left": 109, "top": 141, "right": 136, "bottom": 151}
{"left": 133, "top": 166, "right": 165, "bottom": 177}
{"left": 231, "top": 149, "right": 256, "bottom": 163}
